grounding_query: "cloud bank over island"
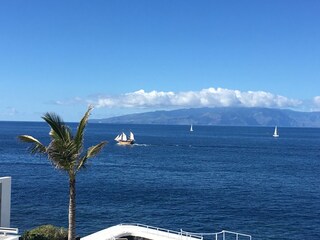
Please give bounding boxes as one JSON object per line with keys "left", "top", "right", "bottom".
{"left": 93, "top": 87, "right": 302, "bottom": 110}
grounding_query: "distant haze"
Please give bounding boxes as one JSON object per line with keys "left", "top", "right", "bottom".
{"left": 92, "top": 107, "right": 320, "bottom": 127}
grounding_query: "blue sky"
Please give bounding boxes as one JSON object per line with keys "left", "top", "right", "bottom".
{"left": 1, "top": 0, "right": 319, "bottom": 121}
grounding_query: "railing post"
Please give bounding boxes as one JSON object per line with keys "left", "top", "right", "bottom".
{"left": 223, "top": 231, "right": 225, "bottom": 240}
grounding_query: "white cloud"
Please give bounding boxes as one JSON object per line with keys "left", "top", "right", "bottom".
{"left": 52, "top": 97, "right": 84, "bottom": 105}
{"left": 93, "top": 87, "right": 302, "bottom": 109}
{"left": 314, "top": 96, "right": 320, "bottom": 105}
{"left": 312, "top": 96, "right": 320, "bottom": 111}
{"left": 6, "top": 107, "right": 18, "bottom": 116}
{"left": 0, "top": 107, "right": 18, "bottom": 118}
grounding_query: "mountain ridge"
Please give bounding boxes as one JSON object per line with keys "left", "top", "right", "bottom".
{"left": 92, "top": 107, "right": 320, "bottom": 127}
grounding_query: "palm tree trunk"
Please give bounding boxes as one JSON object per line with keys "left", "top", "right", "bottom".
{"left": 68, "top": 175, "right": 76, "bottom": 240}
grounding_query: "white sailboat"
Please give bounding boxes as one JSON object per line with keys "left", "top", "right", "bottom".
{"left": 115, "top": 131, "right": 135, "bottom": 145}
{"left": 190, "top": 124, "right": 193, "bottom": 132}
{"left": 273, "top": 126, "right": 279, "bottom": 137}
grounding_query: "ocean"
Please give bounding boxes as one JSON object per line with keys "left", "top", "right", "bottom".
{"left": 1, "top": 121, "right": 319, "bottom": 239}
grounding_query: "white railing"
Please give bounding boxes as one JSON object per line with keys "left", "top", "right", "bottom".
{"left": 0, "top": 227, "right": 19, "bottom": 236}
{"left": 118, "top": 223, "right": 203, "bottom": 239}
{"left": 118, "top": 223, "right": 251, "bottom": 240}
{"left": 82, "top": 223, "right": 252, "bottom": 240}
{"left": 181, "top": 229, "right": 252, "bottom": 240}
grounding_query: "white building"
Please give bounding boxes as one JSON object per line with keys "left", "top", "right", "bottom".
{"left": 0, "top": 177, "right": 11, "bottom": 228}
{"left": 0, "top": 177, "right": 19, "bottom": 240}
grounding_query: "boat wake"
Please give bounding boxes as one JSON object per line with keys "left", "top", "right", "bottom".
{"left": 133, "top": 143, "right": 151, "bottom": 147}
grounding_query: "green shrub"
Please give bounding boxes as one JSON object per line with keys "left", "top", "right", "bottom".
{"left": 22, "top": 225, "right": 68, "bottom": 240}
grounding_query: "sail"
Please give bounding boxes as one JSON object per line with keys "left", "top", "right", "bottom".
{"left": 114, "top": 134, "right": 121, "bottom": 141}
{"left": 120, "top": 132, "right": 127, "bottom": 141}
{"left": 190, "top": 125, "right": 193, "bottom": 132}
{"left": 273, "top": 126, "right": 279, "bottom": 137}
{"left": 129, "top": 132, "right": 135, "bottom": 140}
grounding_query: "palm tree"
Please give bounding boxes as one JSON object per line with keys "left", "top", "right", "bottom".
{"left": 18, "top": 106, "right": 107, "bottom": 240}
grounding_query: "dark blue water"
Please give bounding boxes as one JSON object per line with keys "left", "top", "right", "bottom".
{"left": 1, "top": 122, "right": 320, "bottom": 240}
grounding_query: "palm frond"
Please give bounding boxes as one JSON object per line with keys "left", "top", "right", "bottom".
{"left": 86, "top": 141, "right": 107, "bottom": 158}
{"left": 42, "top": 112, "right": 68, "bottom": 141}
{"left": 63, "top": 125, "right": 73, "bottom": 142}
{"left": 76, "top": 141, "right": 107, "bottom": 172}
{"left": 18, "top": 135, "right": 46, "bottom": 154}
{"left": 77, "top": 155, "right": 88, "bottom": 172}
{"left": 46, "top": 139, "right": 79, "bottom": 170}
{"left": 74, "top": 106, "right": 93, "bottom": 149}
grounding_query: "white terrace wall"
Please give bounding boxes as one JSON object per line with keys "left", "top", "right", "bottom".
{"left": 0, "top": 176, "right": 11, "bottom": 227}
